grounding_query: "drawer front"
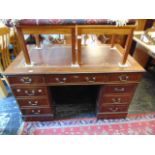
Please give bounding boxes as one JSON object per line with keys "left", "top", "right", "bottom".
{"left": 22, "top": 115, "right": 54, "bottom": 121}
{"left": 99, "top": 104, "right": 129, "bottom": 113}
{"left": 99, "top": 94, "right": 133, "bottom": 105}
{"left": 17, "top": 98, "right": 50, "bottom": 107}
{"left": 46, "top": 74, "right": 105, "bottom": 84}
{"left": 12, "top": 87, "right": 47, "bottom": 97}
{"left": 106, "top": 73, "right": 142, "bottom": 83}
{"left": 8, "top": 75, "right": 45, "bottom": 85}
{"left": 21, "top": 107, "right": 52, "bottom": 115}
{"left": 103, "top": 84, "right": 137, "bottom": 94}
{"left": 97, "top": 113, "right": 127, "bottom": 119}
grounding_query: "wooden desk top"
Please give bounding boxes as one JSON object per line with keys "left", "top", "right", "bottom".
{"left": 4, "top": 45, "right": 144, "bottom": 75}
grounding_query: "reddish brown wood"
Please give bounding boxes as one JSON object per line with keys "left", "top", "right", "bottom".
{"left": 97, "top": 113, "right": 128, "bottom": 119}
{"left": 11, "top": 86, "right": 48, "bottom": 97}
{"left": 77, "top": 37, "right": 82, "bottom": 65}
{"left": 105, "top": 73, "right": 143, "bottom": 83}
{"left": 4, "top": 45, "right": 145, "bottom": 75}
{"left": 17, "top": 98, "right": 50, "bottom": 107}
{"left": 101, "top": 84, "right": 137, "bottom": 94}
{"left": 4, "top": 37, "right": 145, "bottom": 121}
{"left": 22, "top": 115, "right": 54, "bottom": 121}
{"left": 99, "top": 94, "right": 133, "bottom": 105}
{"left": 45, "top": 74, "right": 106, "bottom": 84}
{"left": 71, "top": 28, "right": 76, "bottom": 64}
{"left": 99, "top": 104, "right": 129, "bottom": 113}
{"left": 7, "top": 75, "right": 45, "bottom": 85}
{"left": 21, "top": 107, "right": 52, "bottom": 115}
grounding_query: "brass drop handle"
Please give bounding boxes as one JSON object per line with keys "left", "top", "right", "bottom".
{"left": 16, "top": 89, "right": 21, "bottom": 92}
{"left": 25, "top": 90, "right": 35, "bottom": 96}
{"left": 114, "top": 87, "right": 125, "bottom": 92}
{"left": 31, "top": 109, "right": 41, "bottom": 115}
{"left": 28, "top": 101, "right": 38, "bottom": 106}
{"left": 112, "top": 98, "right": 121, "bottom": 103}
{"left": 55, "top": 77, "right": 67, "bottom": 83}
{"left": 118, "top": 75, "right": 129, "bottom": 82}
{"left": 85, "top": 77, "right": 96, "bottom": 82}
{"left": 20, "top": 76, "right": 32, "bottom": 84}
{"left": 109, "top": 107, "right": 119, "bottom": 112}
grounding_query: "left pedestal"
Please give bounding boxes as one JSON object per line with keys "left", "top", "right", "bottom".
{"left": 7, "top": 75, "right": 54, "bottom": 121}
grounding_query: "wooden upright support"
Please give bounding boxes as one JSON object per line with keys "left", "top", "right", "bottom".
{"left": 111, "top": 35, "right": 116, "bottom": 48}
{"left": 16, "top": 27, "right": 31, "bottom": 65}
{"left": 71, "top": 27, "right": 76, "bottom": 65}
{"left": 136, "top": 19, "right": 147, "bottom": 30}
{"left": 77, "top": 27, "right": 82, "bottom": 65}
{"left": 34, "top": 34, "right": 40, "bottom": 48}
{"left": 121, "top": 29, "right": 134, "bottom": 65}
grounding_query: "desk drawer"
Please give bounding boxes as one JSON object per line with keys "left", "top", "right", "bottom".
{"left": 8, "top": 75, "right": 45, "bottom": 85}
{"left": 99, "top": 104, "right": 129, "bottom": 113}
{"left": 97, "top": 113, "right": 127, "bottom": 119}
{"left": 21, "top": 107, "right": 52, "bottom": 115}
{"left": 22, "top": 115, "right": 54, "bottom": 121}
{"left": 106, "top": 73, "right": 142, "bottom": 83}
{"left": 46, "top": 74, "right": 105, "bottom": 84}
{"left": 103, "top": 84, "right": 137, "bottom": 94}
{"left": 99, "top": 94, "right": 133, "bottom": 105}
{"left": 12, "top": 87, "right": 47, "bottom": 97}
{"left": 17, "top": 98, "right": 50, "bottom": 107}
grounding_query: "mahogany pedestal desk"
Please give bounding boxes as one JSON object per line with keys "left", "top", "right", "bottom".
{"left": 4, "top": 19, "right": 144, "bottom": 121}
{"left": 4, "top": 45, "right": 144, "bottom": 121}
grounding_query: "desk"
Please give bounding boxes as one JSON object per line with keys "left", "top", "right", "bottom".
{"left": 4, "top": 45, "right": 144, "bottom": 121}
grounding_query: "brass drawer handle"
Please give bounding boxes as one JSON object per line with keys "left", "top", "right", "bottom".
{"left": 112, "top": 98, "right": 121, "bottom": 103}
{"left": 118, "top": 75, "right": 129, "bottom": 82}
{"left": 25, "top": 90, "right": 35, "bottom": 96}
{"left": 28, "top": 101, "right": 38, "bottom": 106}
{"left": 55, "top": 77, "right": 67, "bottom": 83}
{"left": 109, "top": 107, "right": 119, "bottom": 112}
{"left": 31, "top": 109, "right": 41, "bottom": 115}
{"left": 16, "top": 89, "right": 21, "bottom": 92}
{"left": 114, "top": 87, "right": 125, "bottom": 92}
{"left": 38, "top": 89, "right": 42, "bottom": 93}
{"left": 20, "top": 77, "right": 32, "bottom": 84}
{"left": 85, "top": 77, "right": 96, "bottom": 82}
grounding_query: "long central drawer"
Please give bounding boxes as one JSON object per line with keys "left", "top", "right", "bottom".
{"left": 46, "top": 74, "right": 106, "bottom": 84}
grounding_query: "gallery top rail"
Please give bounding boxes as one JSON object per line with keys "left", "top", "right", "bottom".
{"left": 4, "top": 19, "right": 136, "bottom": 27}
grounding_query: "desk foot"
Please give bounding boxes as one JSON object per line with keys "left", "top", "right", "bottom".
{"left": 35, "top": 47, "right": 42, "bottom": 49}
{"left": 71, "top": 64, "right": 80, "bottom": 68}
{"left": 24, "top": 61, "right": 34, "bottom": 67}
{"left": 118, "top": 63, "right": 129, "bottom": 67}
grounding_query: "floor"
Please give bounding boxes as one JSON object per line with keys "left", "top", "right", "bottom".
{"left": 0, "top": 71, "right": 155, "bottom": 135}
